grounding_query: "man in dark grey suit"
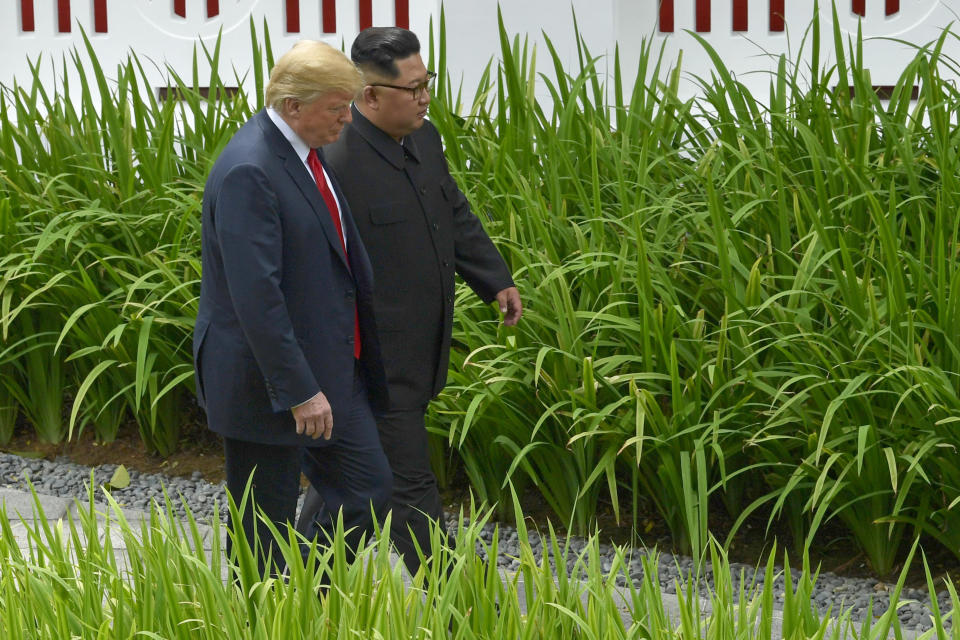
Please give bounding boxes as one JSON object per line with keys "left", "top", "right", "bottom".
{"left": 193, "top": 40, "right": 392, "bottom": 575}
{"left": 298, "top": 27, "right": 522, "bottom": 577}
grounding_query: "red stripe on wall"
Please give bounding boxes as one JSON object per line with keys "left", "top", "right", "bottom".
{"left": 174, "top": 0, "right": 186, "bottom": 18}
{"left": 207, "top": 0, "right": 219, "bottom": 18}
{"left": 359, "top": 0, "right": 373, "bottom": 30}
{"left": 20, "top": 0, "right": 34, "bottom": 32}
{"left": 94, "top": 0, "right": 108, "bottom": 32}
{"left": 695, "top": 0, "right": 710, "bottom": 33}
{"left": 659, "top": 0, "right": 674, "bottom": 32}
{"left": 732, "top": 0, "right": 747, "bottom": 31}
{"left": 851, "top": 0, "right": 865, "bottom": 17}
{"left": 395, "top": 0, "right": 409, "bottom": 29}
{"left": 322, "top": 0, "right": 336, "bottom": 33}
{"left": 57, "top": 0, "right": 71, "bottom": 32}
{"left": 886, "top": 0, "right": 899, "bottom": 16}
{"left": 770, "top": 0, "right": 784, "bottom": 31}
{"left": 286, "top": 0, "right": 300, "bottom": 32}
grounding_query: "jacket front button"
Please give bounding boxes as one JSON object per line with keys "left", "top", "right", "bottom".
{"left": 432, "top": 222, "right": 439, "bottom": 231}
{"left": 420, "top": 186, "right": 427, "bottom": 194}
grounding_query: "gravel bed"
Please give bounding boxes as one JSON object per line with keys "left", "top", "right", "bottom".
{"left": 0, "top": 451, "right": 951, "bottom": 632}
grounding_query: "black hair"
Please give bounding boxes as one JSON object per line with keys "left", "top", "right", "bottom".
{"left": 351, "top": 27, "right": 421, "bottom": 79}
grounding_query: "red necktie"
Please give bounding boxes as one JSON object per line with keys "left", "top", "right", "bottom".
{"left": 308, "top": 150, "right": 346, "bottom": 251}
{"left": 308, "top": 150, "right": 361, "bottom": 359}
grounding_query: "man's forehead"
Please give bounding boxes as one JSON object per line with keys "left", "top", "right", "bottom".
{"left": 314, "top": 90, "right": 354, "bottom": 105}
{"left": 394, "top": 54, "right": 427, "bottom": 79}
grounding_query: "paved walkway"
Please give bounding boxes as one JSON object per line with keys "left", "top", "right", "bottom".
{"left": 0, "top": 487, "right": 218, "bottom": 575}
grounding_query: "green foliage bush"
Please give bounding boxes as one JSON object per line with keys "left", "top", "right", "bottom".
{"left": 1, "top": 7, "right": 959, "bottom": 574}
{"left": 0, "top": 31, "right": 270, "bottom": 452}
{"left": 426, "top": 7, "right": 960, "bottom": 574}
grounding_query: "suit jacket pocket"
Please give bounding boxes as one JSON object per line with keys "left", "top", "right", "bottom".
{"left": 369, "top": 202, "right": 405, "bottom": 225}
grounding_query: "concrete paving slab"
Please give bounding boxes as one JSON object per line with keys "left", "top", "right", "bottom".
{"left": 63, "top": 500, "right": 216, "bottom": 546}
{"left": 2, "top": 521, "right": 33, "bottom": 551}
{"left": 0, "top": 487, "right": 72, "bottom": 522}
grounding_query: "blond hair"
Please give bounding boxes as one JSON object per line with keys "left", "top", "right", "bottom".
{"left": 265, "top": 41, "right": 362, "bottom": 110}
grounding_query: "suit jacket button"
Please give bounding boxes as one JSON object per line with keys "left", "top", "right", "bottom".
{"left": 432, "top": 223, "right": 439, "bottom": 231}
{"left": 420, "top": 186, "right": 427, "bottom": 194}
{"left": 442, "top": 259, "right": 450, "bottom": 267}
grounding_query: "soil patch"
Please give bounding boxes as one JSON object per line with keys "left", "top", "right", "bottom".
{"left": 1, "top": 420, "right": 226, "bottom": 484}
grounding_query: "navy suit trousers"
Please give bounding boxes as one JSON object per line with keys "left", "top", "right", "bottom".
{"left": 298, "top": 405, "right": 450, "bottom": 578}
{"left": 224, "top": 364, "right": 392, "bottom": 577}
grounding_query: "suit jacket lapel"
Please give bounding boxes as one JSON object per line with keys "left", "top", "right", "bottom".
{"left": 326, "top": 161, "right": 371, "bottom": 285}
{"left": 256, "top": 111, "right": 351, "bottom": 271}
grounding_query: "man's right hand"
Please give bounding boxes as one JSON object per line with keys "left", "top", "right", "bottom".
{"left": 292, "top": 390, "right": 333, "bottom": 440}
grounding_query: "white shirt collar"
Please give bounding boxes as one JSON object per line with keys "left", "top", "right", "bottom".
{"left": 265, "top": 107, "right": 347, "bottom": 251}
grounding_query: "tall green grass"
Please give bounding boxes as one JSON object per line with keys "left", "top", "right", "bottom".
{"left": 0, "top": 26, "right": 276, "bottom": 451}
{"left": 2, "top": 6, "right": 960, "bottom": 575}
{"left": 0, "top": 484, "right": 949, "bottom": 639}
{"left": 426, "top": 5, "right": 960, "bottom": 574}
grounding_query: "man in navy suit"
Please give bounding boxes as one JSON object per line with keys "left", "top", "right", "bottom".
{"left": 193, "top": 40, "right": 392, "bottom": 575}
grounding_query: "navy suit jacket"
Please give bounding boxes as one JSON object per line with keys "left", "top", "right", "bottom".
{"left": 193, "top": 109, "right": 387, "bottom": 446}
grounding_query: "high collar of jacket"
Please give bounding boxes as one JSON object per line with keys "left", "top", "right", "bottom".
{"left": 350, "top": 104, "right": 421, "bottom": 169}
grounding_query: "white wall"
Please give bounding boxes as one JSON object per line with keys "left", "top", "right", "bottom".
{"left": 615, "top": 0, "right": 960, "bottom": 103}
{"left": 1, "top": 1, "right": 440, "bottom": 98}
{"left": 2, "top": 1, "right": 959, "bottom": 109}
{"left": 442, "top": 0, "right": 614, "bottom": 102}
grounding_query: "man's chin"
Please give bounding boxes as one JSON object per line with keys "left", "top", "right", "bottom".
{"left": 319, "top": 131, "right": 344, "bottom": 145}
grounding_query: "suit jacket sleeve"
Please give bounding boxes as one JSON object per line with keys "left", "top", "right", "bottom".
{"left": 440, "top": 153, "right": 515, "bottom": 303}
{"left": 214, "top": 162, "right": 318, "bottom": 410}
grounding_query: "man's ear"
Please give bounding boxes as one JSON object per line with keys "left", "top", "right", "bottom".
{"left": 282, "top": 97, "right": 301, "bottom": 118}
{"left": 360, "top": 86, "right": 380, "bottom": 111}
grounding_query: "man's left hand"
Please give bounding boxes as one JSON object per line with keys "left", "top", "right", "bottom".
{"left": 495, "top": 287, "right": 523, "bottom": 326}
